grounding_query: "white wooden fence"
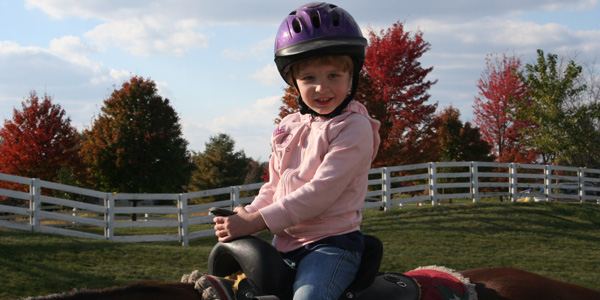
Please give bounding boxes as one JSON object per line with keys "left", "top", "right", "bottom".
{"left": 1, "top": 162, "right": 599, "bottom": 246}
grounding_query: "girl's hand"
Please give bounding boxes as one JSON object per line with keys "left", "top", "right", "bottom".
{"left": 213, "top": 207, "right": 267, "bottom": 242}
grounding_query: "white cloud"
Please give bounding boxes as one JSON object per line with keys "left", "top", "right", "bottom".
{"left": 49, "top": 35, "right": 96, "bottom": 55}
{"left": 539, "top": 0, "right": 598, "bottom": 12}
{"left": 0, "top": 41, "right": 40, "bottom": 54}
{"left": 569, "top": 30, "right": 600, "bottom": 54}
{"left": 250, "top": 64, "right": 280, "bottom": 86}
{"left": 0, "top": 40, "right": 96, "bottom": 85}
{"left": 25, "top": 0, "right": 156, "bottom": 20}
{"left": 221, "top": 37, "right": 273, "bottom": 61}
{"left": 180, "top": 96, "right": 278, "bottom": 160}
{"left": 24, "top": 1, "right": 282, "bottom": 58}
{"left": 491, "top": 21, "right": 575, "bottom": 47}
{"left": 210, "top": 95, "right": 279, "bottom": 131}
{"left": 154, "top": 81, "right": 175, "bottom": 101}
{"left": 25, "top": 0, "right": 288, "bottom": 23}
{"left": 90, "top": 69, "right": 132, "bottom": 85}
{"left": 24, "top": 0, "right": 598, "bottom": 27}
{"left": 48, "top": 36, "right": 101, "bottom": 71}
{"left": 84, "top": 17, "right": 209, "bottom": 57}
{"left": 408, "top": 16, "right": 593, "bottom": 56}
{"left": 25, "top": 0, "right": 596, "bottom": 59}
{"left": 0, "top": 39, "right": 131, "bottom": 128}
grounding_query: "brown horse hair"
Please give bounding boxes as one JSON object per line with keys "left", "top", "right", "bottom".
{"left": 18, "top": 267, "right": 600, "bottom": 300}
{"left": 460, "top": 267, "right": 600, "bottom": 300}
{"left": 21, "top": 282, "right": 200, "bottom": 300}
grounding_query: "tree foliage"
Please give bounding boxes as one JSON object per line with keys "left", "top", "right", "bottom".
{"left": 82, "top": 76, "right": 192, "bottom": 193}
{"left": 186, "top": 133, "right": 252, "bottom": 192}
{"left": 432, "top": 106, "right": 493, "bottom": 162}
{"left": 275, "top": 86, "right": 299, "bottom": 124}
{"left": 517, "top": 50, "right": 599, "bottom": 166}
{"left": 359, "top": 21, "right": 438, "bottom": 167}
{"left": 473, "top": 52, "right": 538, "bottom": 163}
{"left": 0, "top": 91, "right": 82, "bottom": 184}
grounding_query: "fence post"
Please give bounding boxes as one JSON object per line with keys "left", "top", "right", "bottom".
{"left": 382, "top": 167, "right": 391, "bottom": 212}
{"left": 578, "top": 168, "right": 584, "bottom": 203}
{"left": 544, "top": 165, "right": 551, "bottom": 201}
{"left": 429, "top": 162, "right": 438, "bottom": 206}
{"left": 471, "top": 161, "right": 479, "bottom": 203}
{"left": 178, "top": 193, "right": 189, "bottom": 247}
{"left": 510, "top": 163, "right": 517, "bottom": 202}
{"left": 231, "top": 186, "right": 240, "bottom": 208}
{"left": 30, "top": 178, "right": 41, "bottom": 232}
{"left": 105, "top": 193, "right": 115, "bottom": 241}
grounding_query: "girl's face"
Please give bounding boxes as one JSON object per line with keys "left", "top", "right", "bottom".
{"left": 295, "top": 61, "right": 352, "bottom": 116}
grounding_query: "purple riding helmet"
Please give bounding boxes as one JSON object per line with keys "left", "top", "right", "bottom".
{"left": 274, "top": 2, "right": 367, "bottom": 118}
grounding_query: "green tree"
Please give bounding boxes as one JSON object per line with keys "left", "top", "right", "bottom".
{"left": 562, "top": 107, "right": 600, "bottom": 168}
{"left": 187, "top": 133, "right": 252, "bottom": 193}
{"left": 517, "top": 50, "right": 599, "bottom": 166}
{"left": 82, "top": 76, "right": 192, "bottom": 194}
{"left": 432, "top": 106, "right": 493, "bottom": 162}
{"left": 244, "top": 160, "right": 268, "bottom": 184}
{"left": 429, "top": 106, "right": 493, "bottom": 199}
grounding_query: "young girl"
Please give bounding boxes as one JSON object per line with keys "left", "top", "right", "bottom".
{"left": 213, "top": 3, "right": 380, "bottom": 299}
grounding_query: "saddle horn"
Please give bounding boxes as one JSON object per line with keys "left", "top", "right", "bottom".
{"left": 208, "top": 236, "right": 293, "bottom": 297}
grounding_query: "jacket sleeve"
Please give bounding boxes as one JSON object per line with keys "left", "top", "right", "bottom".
{"left": 259, "top": 114, "right": 374, "bottom": 234}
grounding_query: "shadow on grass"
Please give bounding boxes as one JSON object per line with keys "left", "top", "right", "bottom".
{"left": 0, "top": 230, "right": 214, "bottom": 298}
{"left": 362, "top": 202, "right": 600, "bottom": 244}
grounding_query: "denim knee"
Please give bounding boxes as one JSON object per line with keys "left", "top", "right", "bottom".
{"left": 293, "top": 247, "right": 362, "bottom": 300}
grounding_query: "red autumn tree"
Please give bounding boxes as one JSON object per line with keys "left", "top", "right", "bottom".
{"left": 473, "top": 52, "right": 538, "bottom": 163}
{"left": 0, "top": 91, "right": 83, "bottom": 184}
{"left": 275, "top": 86, "right": 299, "bottom": 124}
{"left": 360, "top": 21, "right": 438, "bottom": 167}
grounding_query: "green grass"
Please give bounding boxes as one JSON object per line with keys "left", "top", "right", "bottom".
{"left": 362, "top": 202, "right": 600, "bottom": 289}
{"left": 1, "top": 202, "right": 599, "bottom": 298}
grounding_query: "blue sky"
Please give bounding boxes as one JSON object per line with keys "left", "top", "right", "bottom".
{"left": 1, "top": 0, "right": 599, "bottom": 161}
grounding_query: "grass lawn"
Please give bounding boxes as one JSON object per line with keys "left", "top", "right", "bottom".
{"left": 1, "top": 201, "right": 599, "bottom": 298}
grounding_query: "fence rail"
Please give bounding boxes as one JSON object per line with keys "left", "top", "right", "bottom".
{"left": 1, "top": 162, "right": 599, "bottom": 246}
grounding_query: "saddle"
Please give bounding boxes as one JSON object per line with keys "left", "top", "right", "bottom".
{"left": 208, "top": 235, "right": 420, "bottom": 300}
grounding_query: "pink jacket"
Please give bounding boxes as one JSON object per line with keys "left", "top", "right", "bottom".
{"left": 245, "top": 101, "right": 380, "bottom": 252}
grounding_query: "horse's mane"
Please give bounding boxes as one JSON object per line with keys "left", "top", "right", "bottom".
{"left": 22, "top": 282, "right": 197, "bottom": 300}
{"left": 22, "top": 288, "right": 96, "bottom": 300}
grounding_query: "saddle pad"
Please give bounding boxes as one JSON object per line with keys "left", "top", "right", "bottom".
{"left": 405, "top": 266, "right": 477, "bottom": 300}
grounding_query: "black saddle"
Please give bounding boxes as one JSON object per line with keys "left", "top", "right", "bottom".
{"left": 207, "top": 234, "right": 418, "bottom": 300}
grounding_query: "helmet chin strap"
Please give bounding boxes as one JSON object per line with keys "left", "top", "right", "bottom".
{"left": 291, "top": 61, "right": 361, "bottom": 118}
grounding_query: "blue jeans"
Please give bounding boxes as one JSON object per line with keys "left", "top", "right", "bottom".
{"left": 292, "top": 246, "right": 362, "bottom": 300}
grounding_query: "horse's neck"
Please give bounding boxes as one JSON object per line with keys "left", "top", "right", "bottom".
{"left": 26, "top": 282, "right": 199, "bottom": 300}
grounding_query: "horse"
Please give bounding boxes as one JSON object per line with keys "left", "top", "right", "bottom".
{"left": 20, "top": 282, "right": 200, "bottom": 300}
{"left": 461, "top": 267, "right": 600, "bottom": 300}
{"left": 20, "top": 235, "right": 600, "bottom": 300}
{"left": 20, "top": 268, "right": 600, "bottom": 300}
{"left": 20, "top": 267, "right": 600, "bottom": 300}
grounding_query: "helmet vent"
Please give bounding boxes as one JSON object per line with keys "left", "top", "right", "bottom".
{"left": 332, "top": 13, "right": 340, "bottom": 26}
{"left": 310, "top": 11, "right": 321, "bottom": 29}
{"left": 292, "top": 18, "right": 302, "bottom": 33}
